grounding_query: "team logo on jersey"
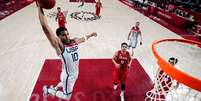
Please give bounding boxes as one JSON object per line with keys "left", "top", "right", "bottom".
{"left": 119, "top": 55, "right": 128, "bottom": 60}
{"left": 66, "top": 46, "right": 78, "bottom": 53}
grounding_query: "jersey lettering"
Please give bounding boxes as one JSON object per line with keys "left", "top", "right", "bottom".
{"left": 66, "top": 46, "right": 78, "bottom": 53}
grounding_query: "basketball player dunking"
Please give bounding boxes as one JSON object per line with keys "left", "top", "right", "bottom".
{"left": 37, "top": 4, "right": 97, "bottom": 100}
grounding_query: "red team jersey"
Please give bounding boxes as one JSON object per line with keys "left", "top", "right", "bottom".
{"left": 131, "top": 26, "right": 140, "bottom": 33}
{"left": 114, "top": 50, "right": 131, "bottom": 68}
{"left": 56, "top": 12, "right": 66, "bottom": 28}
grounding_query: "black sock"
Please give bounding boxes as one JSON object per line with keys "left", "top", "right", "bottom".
{"left": 121, "top": 83, "right": 125, "bottom": 91}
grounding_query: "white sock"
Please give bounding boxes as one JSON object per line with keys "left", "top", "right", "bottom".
{"left": 56, "top": 91, "right": 71, "bottom": 100}
{"left": 48, "top": 88, "right": 56, "bottom": 96}
{"left": 120, "top": 91, "right": 125, "bottom": 101}
{"left": 55, "top": 82, "right": 62, "bottom": 90}
{"left": 120, "top": 91, "right": 124, "bottom": 96}
{"left": 113, "top": 84, "right": 118, "bottom": 90}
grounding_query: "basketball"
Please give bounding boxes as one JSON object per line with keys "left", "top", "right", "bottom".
{"left": 38, "top": 0, "right": 56, "bottom": 9}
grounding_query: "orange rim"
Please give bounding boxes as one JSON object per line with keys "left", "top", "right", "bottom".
{"left": 152, "top": 38, "right": 201, "bottom": 92}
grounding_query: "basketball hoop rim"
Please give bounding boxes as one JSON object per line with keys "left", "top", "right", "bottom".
{"left": 152, "top": 38, "right": 201, "bottom": 92}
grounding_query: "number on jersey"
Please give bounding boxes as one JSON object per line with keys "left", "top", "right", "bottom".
{"left": 71, "top": 52, "right": 78, "bottom": 62}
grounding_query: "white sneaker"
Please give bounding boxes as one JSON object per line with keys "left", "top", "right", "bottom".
{"left": 120, "top": 94, "right": 124, "bottom": 101}
{"left": 50, "top": 85, "right": 57, "bottom": 90}
{"left": 120, "top": 91, "right": 125, "bottom": 101}
{"left": 131, "top": 53, "right": 134, "bottom": 56}
{"left": 113, "top": 84, "right": 118, "bottom": 91}
{"left": 43, "top": 85, "right": 49, "bottom": 96}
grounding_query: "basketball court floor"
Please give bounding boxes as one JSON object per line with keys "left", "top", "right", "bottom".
{"left": 0, "top": 0, "right": 200, "bottom": 101}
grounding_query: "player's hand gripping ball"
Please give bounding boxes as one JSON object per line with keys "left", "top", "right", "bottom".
{"left": 37, "top": 0, "right": 56, "bottom": 9}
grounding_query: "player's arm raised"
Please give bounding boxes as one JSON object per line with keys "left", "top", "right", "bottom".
{"left": 37, "top": 5, "right": 61, "bottom": 55}
{"left": 74, "top": 32, "right": 97, "bottom": 44}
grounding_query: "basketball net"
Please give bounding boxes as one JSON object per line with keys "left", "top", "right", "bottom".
{"left": 145, "top": 39, "right": 201, "bottom": 101}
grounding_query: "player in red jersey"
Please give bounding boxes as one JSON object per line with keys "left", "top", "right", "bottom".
{"left": 95, "top": 0, "right": 102, "bottom": 17}
{"left": 56, "top": 7, "right": 66, "bottom": 28}
{"left": 112, "top": 42, "right": 132, "bottom": 101}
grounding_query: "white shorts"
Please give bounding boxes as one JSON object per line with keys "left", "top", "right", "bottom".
{"left": 60, "top": 70, "right": 78, "bottom": 95}
{"left": 129, "top": 36, "right": 137, "bottom": 48}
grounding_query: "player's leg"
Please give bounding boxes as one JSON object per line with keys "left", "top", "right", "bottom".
{"left": 120, "top": 83, "right": 125, "bottom": 101}
{"left": 50, "top": 71, "right": 71, "bottom": 100}
{"left": 55, "top": 72, "right": 79, "bottom": 100}
{"left": 129, "top": 33, "right": 138, "bottom": 56}
{"left": 55, "top": 79, "right": 71, "bottom": 100}
{"left": 65, "top": 75, "right": 77, "bottom": 95}
{"left": 44, "top": 71, "right": 70, "bottom": 100}
{"left": 96, "top": 8, "right": 100, "bottom": 17}
{"left": 131, "top": 48, "right": 134, "bottom": 56}
{"left": 120, "top": 68, "right": 128, "bottom": 101}
{"left": 128, "top": 37, "right": 134, "bottom": 55}
{"left": 54, "top": 71, "right": 64, "bottom": 90}
{"left": 128, "top": 38, "right": 132, "bottom": 49}
{"left": 43, "top": 71, "right": 66, "bottom": 97}
{"left": 113, "top": 67, "right": 119, "bottom": 90}
{"left": 43, "top": 85, "right": 57, "bottom": 96}
{"left": 55, "top": 82, "right": 63, "bottom": 90}
{"left": 130, "top": 38, "right": 137, "bottom": 56}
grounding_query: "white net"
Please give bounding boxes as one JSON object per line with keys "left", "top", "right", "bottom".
{"left": 145, "top": 39, "right": 201, "bottom": 101}
{"left": 145, "top": 68, "right": 201, "bottom": 101}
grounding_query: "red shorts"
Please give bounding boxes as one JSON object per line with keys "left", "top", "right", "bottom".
{"left": 59, "top": 22, "right": 66, "bottom": 28}
{"left": 113, "top": 66, "right": 128, "bottom": 84}
{"left": 96, "top": 8, "right": 100, "bottom": 16}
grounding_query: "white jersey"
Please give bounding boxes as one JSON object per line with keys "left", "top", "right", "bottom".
{"left": 130, "top": 26, "right": 140, "bottom": 40}
{"left": 129, "top": 26, "right": 140, "bottom": 48}
{"left": 60, "top": 40, "right": 79, "bottom": 76}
